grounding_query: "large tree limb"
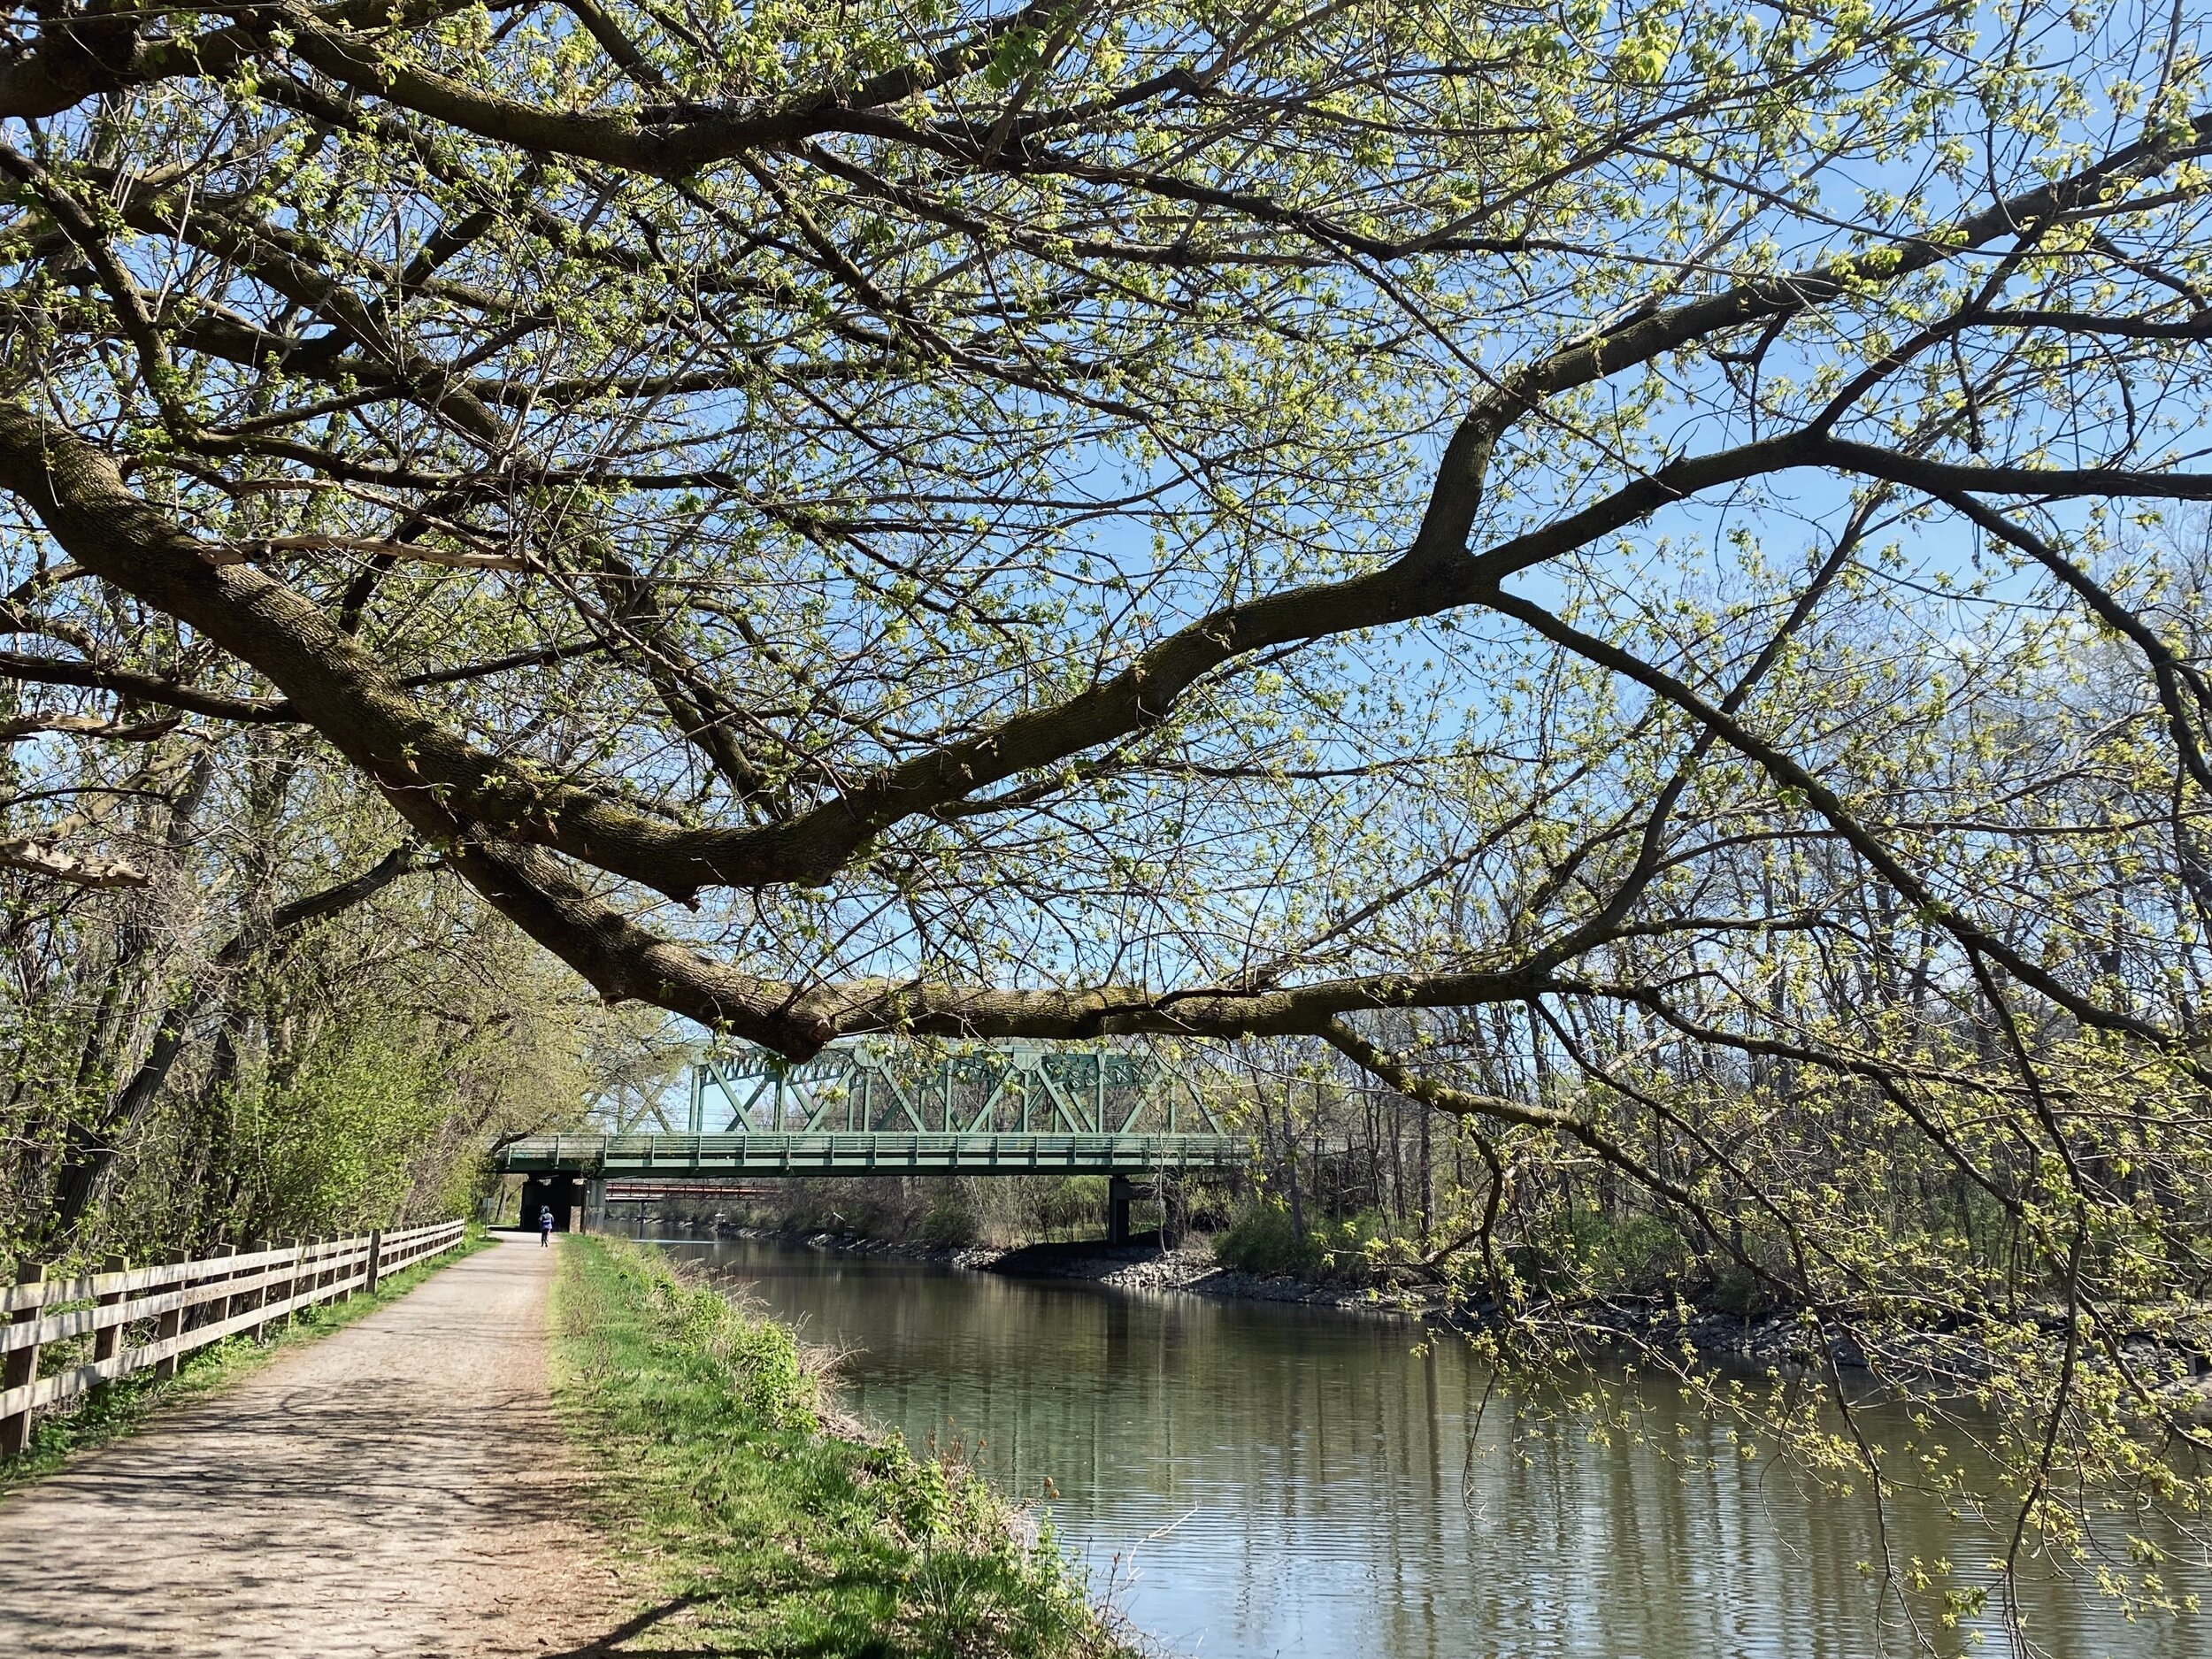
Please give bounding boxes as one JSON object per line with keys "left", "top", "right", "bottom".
{"left": 0, "top": 836, "right": 147, "bottom": 887}
{"left": 445, "top": 825, "right": 1617, "bottom": 1056}
{"left": 1, "top": 710, "right": 180, "bottom": 743}
{"left": 0, "top": 399, "right": 764, "bottom": 897}
{"left": 12, "top": 389, "right": 2212, "bottom": 939}
{"left": 0, "top": 0, "right": 477, "bottom": 121}
{"left": 0, "top": 651, "right": 291, "bottom": 722}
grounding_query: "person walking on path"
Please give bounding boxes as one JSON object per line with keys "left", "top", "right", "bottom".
{"left": 539, "top": 1205, "right": 554, "bottom": 1246}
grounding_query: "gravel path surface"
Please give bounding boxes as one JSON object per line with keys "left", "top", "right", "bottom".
{"left": 0, "top": 1233, "right": 627, "bottom": 1658}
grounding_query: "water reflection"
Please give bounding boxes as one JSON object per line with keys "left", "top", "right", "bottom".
{"left": 635, "top": 1234, "right": 2203, "bottom": 1657}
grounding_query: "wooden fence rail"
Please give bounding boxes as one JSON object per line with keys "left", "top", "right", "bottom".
{"left": 0, "top": 1218, "right": 466, "bottom": 1455}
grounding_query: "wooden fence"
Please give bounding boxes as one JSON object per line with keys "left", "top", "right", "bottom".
{"left": 0, "top": 1218, "right": 466, "bottom": 1455}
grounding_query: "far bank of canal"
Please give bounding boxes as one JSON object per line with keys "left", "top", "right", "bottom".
{"left": 622, "top": 1230, "right": 2205, "bottom": 1658}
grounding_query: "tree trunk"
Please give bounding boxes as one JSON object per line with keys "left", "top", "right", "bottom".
{"left": 1418, "top": 1100, "right": 1433, "bottom": 1242}
{"left": 1389, "top": 1094, "right": 1406, "bottom": 1222}
{"left": 42, "top": 844, "right": 426, "bottom": 1243}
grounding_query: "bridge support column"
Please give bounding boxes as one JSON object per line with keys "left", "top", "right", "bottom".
{"left": 582, "top": 1179, "right": 606, "bottom": 1234}
{"left": 1106, "top": 1174, "right": 1133, "bottom": 1246}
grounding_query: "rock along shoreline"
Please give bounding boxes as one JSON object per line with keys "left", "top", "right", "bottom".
{"left": 701, "top": 1222, "right": 1379, "bottom": 1304}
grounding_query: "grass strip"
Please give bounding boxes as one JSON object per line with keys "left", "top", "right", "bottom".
{"left": 0, "top": 1227, "right": 490, "bottom": 1496}
{"left": 551, "top": 1233, "right": 1130, "bottom": 1658}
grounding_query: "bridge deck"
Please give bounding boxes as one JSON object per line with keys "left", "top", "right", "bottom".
{"left": 496, "top": 1132, "right": 1244, "bottom": 1178}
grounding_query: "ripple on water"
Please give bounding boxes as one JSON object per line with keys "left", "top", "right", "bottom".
{"left": 635, "top": 1232, "right": 2208, "bottom": 1659}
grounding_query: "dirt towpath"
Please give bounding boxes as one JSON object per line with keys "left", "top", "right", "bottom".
{"left": 0, "top": 1233, "right": 626, "bottom": 1657}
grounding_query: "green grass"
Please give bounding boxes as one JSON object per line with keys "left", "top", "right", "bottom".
{"left": 551, "top": 1233, "right": 1130, "bottom": 1659}
{"left": 0, "top": 1227, "right": 490, "bottom": 1496}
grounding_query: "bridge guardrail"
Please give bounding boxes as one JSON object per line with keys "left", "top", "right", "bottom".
{"left": 494, "top": 1130, "right": 1248, "bottom": 1175}
{"left": 0, "top": 1217, "right": 465, "bottom": 1455}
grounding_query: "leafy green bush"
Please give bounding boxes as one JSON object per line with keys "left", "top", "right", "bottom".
{"left": 1213, "top": 1200, "right": 1391, "bottom": 1279}
{"left": 1514, "top": 1207, "right": 1698, "bottom": 1298}
{"left": 1212, "top": 1200, "right": 1311, "bottom": 1274}
{"left": 918, "top": 1194, "right": 979, "bottom": 1247}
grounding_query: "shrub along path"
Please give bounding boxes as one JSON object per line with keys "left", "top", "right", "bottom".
{"left": 0, "top": 1233, "right": 627, "bottom": 1656}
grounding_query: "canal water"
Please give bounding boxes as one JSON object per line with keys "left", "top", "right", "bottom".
{"left": 632, "top": 1232, "right": 2204, "bottom": 1657}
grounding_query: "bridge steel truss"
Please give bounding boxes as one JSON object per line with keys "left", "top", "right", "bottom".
{"left": 495, "top": 1041, "right": 1245, "bottom": 1183}
{"left": 688, "top": 1041, "right": 1222, "bottom": 1139}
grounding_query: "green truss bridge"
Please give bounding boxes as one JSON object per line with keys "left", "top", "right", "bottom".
{"left": 495, "top": 1041, "right": 1245, "bottom": 1239}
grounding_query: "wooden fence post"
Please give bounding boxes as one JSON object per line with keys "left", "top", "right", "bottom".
{"left": 152, "top": 1249, "right": 187, "bottom": 1380}
{"left": 1, "top": 1263, "right": 46, "bottom": 1456}
{"left": 279, "top": 1240, "right": 302, "bottom": 1332}
{"left": 246, "top": 1240, "right": 271, "bottom": 1340}
{"left": 92, "top": 1253, "right": 127, "bottom": 1367}
{"left": 210, "top": 1243, "right": 240, "bottom": 1335}
{"left": 364, "top": 1229, "right": 383, "bottom": 1295}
